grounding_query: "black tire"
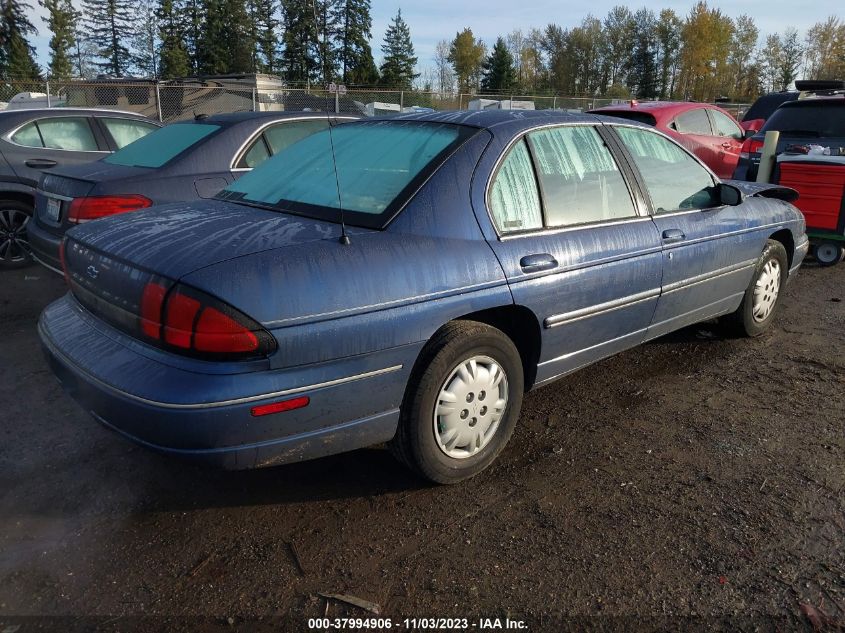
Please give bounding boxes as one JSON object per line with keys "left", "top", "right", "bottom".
{"left": 0, "top": 200, "right": 34, "bottom": 269}
{"left": 724, "top": 239, "right": 788, "bottom": 337}
{"left": 389, "top": 320, "right": 524, "bottom": 484}
{"left": 812, "top": 241, "right": 844, "bottom": 267}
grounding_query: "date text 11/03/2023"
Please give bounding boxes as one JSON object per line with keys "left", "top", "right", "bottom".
{"left": 306, "top": 617, "right": 529, "bottom": 630}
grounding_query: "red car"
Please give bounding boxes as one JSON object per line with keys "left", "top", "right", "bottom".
{"left": 588, "top": 101, "right": 745, "bottom": 179}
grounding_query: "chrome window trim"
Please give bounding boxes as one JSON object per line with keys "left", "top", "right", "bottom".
{"left": 499, "top": 215, "right": 652, "bottom": 241}
{"left": 484, "top": 121, "right": 645, "bottom": 240}
{"left": 229, "top": 115, "right": 359, "bottom": 171}
{"left": 40, "top": 324, "right": 403, "bottom": 410}
{"left": 4, "top": 114, "right": 110, "bottom": 153}
{"left": 544, "top": 287, "right": 661, "bottom": 329}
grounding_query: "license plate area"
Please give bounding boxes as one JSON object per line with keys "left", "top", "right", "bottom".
{"left": 46, "top": 197, "right": 62, "bottom": 222}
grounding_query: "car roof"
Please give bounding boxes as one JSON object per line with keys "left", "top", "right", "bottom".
{"left": 193, "top": 110, "right": 359, "bottom": 126}
{"left": 591, "top": 100, "right": 723, "bottom": 118}
{"left": 0, "top": 107, "right": 153, "bottom": 118}
{"left": 369, "top": 109, "right": 605, "bottom": 132}
{"left": 779, "top": 96, "right": 845, "bottom": 108}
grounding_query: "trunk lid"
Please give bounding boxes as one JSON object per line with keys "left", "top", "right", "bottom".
{"left": 63, "top": 200, "right": 363, "bottom": 339}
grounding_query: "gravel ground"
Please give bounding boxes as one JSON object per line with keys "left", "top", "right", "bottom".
{"left": 0, "top": 261, "right": 843, "bottom": 632}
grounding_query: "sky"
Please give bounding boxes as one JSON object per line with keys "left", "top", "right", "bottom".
{"left": 26, "top": 0, "right": 844, "bottom": 74}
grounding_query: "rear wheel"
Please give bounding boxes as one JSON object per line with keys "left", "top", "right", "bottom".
{"left": 0, "top": 200, "right": 34, "bottom": 269}
{"left": 724, "top": 239, "right": 788, "bottom": 337}
{"left": 389, "top": 321, "right": 524, "bottom": 484}
{"left": 812, "top": 241, "right": 844, "bottom": 267}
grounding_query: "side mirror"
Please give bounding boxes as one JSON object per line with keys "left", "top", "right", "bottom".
{"left": 717, "top": 183, "right": 743, "bottom": 206}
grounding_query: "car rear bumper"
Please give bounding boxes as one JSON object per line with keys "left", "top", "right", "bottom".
{"left": 27, "top": 218, "right": 64, "bottom": 274}
{"left": 39, "top": 295, "right": 412, "bottom": 469}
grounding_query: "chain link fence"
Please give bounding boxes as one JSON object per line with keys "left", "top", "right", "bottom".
{"left": 0, "top": 79, "right": 750, "bottom": 121}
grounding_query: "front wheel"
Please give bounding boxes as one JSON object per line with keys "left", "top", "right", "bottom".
{"left": 812, "top": 241, "right": 844, "bottom": 267}
{"left": 390, "top": 321, "right": 524, "bottom": 484}
{"left": 724, "top": 239, "right": 788, "bottom": 337}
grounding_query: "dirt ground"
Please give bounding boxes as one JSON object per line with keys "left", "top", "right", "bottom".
{"left": 0, "top": 260, "right": 843, "bottom": 632}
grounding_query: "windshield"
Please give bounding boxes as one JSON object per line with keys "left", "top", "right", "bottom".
{"left": 218, "top": 120, "right": 477, "bottom": 228}
{"left": 762, "top": 102, "right": 845, "bottom": 138}
{"left": 104, "top": 123, "right": 221, "bottom": 168}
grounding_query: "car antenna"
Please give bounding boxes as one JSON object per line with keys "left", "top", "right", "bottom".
{"left": 324, "top": 85, "right": 350, "bottom": 246}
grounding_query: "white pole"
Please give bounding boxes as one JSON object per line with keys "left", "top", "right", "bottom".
{"left": 756, "top": 130, "right": 780, "bottom": 183}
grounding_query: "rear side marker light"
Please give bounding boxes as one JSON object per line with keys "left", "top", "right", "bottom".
{"left": 68, "top": 194, "right": 152, "bottom": 223}
{"left": 250, "top": 396, "right": 310, "bottom": 417}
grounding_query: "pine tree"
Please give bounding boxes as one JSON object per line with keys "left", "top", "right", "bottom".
{"left": 1, "top": 0, "right": 41, "bottom": 79}
{"left": 131, "top": 0, "right": 158, "bottom": 77}
{"left": 253, "top": 0, "right": 278, "bottom": 73}
{"left": 156, "top": 0, "right": 189, "bottom": 78}
{"left": 82, "top": 0, "right": 135, "bottom": 76}
{"left": 182, "top": 0, "right": 201, "bottom": 73}
{"left": 314, "top": 0, "right": 340, "bottom": 83}
{"left": 334, "top": 0, "right": 376, "bottom": 85}
{"left": 480, "top": 37, "right": 515, "bottom": 92}
{"left": 196, "top": 0, "right": 254, "bottom": 74}
{"left": 379, "top": 9, "right": 417, "bottom": 88}
{"left": 281, "top": 0, "right": 317, "bottom": 82}
{"left": 627, "top": 8, "right": 657, "bottom": 97}
{"left": 39, "top": 0, "right": 77, "bottom": 79}
{"left": 777, "top": 29, "right": 802, "bottom": 90}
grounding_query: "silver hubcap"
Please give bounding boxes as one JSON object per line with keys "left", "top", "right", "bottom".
{"left": 0, "top": 208, "right": 31, "bottom": 263}
{"left": 433, "top": 355, "right": 508, "bottom": 459}
{"left": 752, "top": 259, "right": 781, "bottom": 323}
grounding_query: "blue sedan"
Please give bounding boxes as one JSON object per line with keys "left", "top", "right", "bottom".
{"left": 39, "top": 110, "right": 808, "bottom": 483}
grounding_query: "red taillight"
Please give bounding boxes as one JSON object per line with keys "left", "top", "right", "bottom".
{"left": 250, "top": 396, "right": 310, "bottom": 417}
{"left": 67, "top": 194, "right": 152, "bottom": 223}
{"left": 163, "top": 293, "right": 201, "bottom": 348}
{"left": 739, "top": 137, "right": 764, "bottom": 160}
{"left": 194, "top": 306, "right": 259, "bottom": 353}
{"left": 139, "top": 282, "right": 267, "bottom": 358}
{"left": 140, "top": 282, "right": 167, "bottom": 339}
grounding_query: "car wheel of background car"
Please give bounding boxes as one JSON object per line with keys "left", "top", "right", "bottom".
{"left": 724, "top": 239, "right": 788, "bottom": 337}
{"left": 389, "top": 320, "right": 524, "bottom": 484}
{"left": 811, "top": 241, "right": 844, "bottom": 267}
{"left": 0, "top": 200, "right": 34, "bottom": 269}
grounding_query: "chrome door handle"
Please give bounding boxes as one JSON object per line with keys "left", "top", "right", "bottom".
{"left": 662, "top": 229, "right": 685, "bottom": 243}
{"left": 520, "top": 253, "right": 558, "bottom": 273}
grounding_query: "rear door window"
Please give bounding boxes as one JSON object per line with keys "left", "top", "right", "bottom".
{"left": 527, "top": 125, "right": 637, "bottom": 226}
{"left": 238, "top": 137, "right": 271, "bottom": 169}
{"left": 674, "top": 109, "right": 713, "bottom": 135}
{"left": 101, "top": 118, "right": 159, "bottom": 149}
{"left": 12, "top": 117, "right": 98, "bottom": 151}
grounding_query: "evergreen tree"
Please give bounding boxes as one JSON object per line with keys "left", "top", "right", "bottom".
{"left": 777, "top": 29, "right": 802, "bottom": 90}
{"left": 334, "top": 0, "right": 376, "bottom": 84}
{"left": 253, "top": 0, "right": 279, "bottom": 73}
{"left": 314, "top": 0, "right": 340, "bottom": 83}
{"left": 627, "top": 8, "right": 657, "bottom": 97}
{"left": 379, "top": 9, "right": 417, "bottom": 88}
{"left": 182, "top": 0, "right": 202, "bottom": 73}
{"left": 82, "top": 0, "right": 135, "bottom": 76}
{"left": 1, "top": 0, "right": 41, "bottom": 79}
{"left": 281, "top": 0, "right": 317, "bottom": 82}
{"left": 39, "top": 0, "right": 77, "bottom": 79}
{"left": 156, "top": 0, "right": 189, "bottom": 78}
{"left": 480, "top": 37, "right": 515, "bottom": 92}
{"left": 131, "top": 0, "right": 158, "bottom": 77}
{"left": 196, "top": 0, "right": 254, "bottom": 74}
{"left": 655, "top": 9, "right": 681, "bottom": 98}
{"left": 448, "top": 27, "right": 485, "bottom": 93}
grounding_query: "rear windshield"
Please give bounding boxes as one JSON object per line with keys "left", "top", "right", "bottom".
{"left": 761, "top": 102, "right": 845, "bottom": 138}
{"left": 104, "top": 123, "right": 220, "bottom": 168}
{"left": 598, "top": 111, "right": 657, "bottom": 126}
{"left": 218, "top": 120, "right": 477, "bottom": 228}
{"left": 742, "top": 93, "right": 796, "bottom": 122}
